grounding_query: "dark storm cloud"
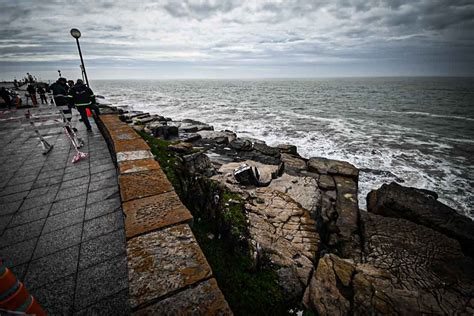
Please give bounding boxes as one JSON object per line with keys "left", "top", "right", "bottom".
{"left": 0, "top": 0, "right": 473, "bottom": 78}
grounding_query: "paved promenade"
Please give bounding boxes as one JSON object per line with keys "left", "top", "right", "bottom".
{"left": 0, "top": 107, "right": 129, "bottom": 314}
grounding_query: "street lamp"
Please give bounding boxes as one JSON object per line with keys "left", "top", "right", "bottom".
{"left": 70, "top": 28, "right": 90, "bottom": 87}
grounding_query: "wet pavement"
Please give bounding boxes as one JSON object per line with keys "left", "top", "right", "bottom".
{"left": 0, "top": 105, "right": 129, "bottom": 315}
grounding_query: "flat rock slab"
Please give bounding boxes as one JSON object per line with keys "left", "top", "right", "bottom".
{"left": 116, "top": 150, "right": 153, "bottom": 163}
{"left": 118, "top": 158, "right": 161, "bottom": 174}
{"left": 134, "top": 278, "right": 232, "bottom": 315}
{"left": 123, "top": 191, "right": 193, "bottom": 238}
{"left": 308, "top": 157, "right": 358, "bottom": 179}
{"left": 119, "top": 169, "right": 173, "bottom": 202}
{"left": 127, "top": 224, "right": 212, "bottom": 308}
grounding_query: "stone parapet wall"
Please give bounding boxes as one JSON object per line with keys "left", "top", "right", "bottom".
{"left": 98, "top": 114, "right": 232, "bottom": 315}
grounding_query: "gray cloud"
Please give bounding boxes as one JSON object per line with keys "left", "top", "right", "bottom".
{"left": 0, "top": 0, "right": 473, "bottom": 79}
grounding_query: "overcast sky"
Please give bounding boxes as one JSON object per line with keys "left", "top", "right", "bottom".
{"left": 1, "top": 0, "right": 473, "bottom": 80}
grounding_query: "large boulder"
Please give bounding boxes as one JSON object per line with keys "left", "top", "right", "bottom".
{"left": 307, "top": 157, "right": 358, "bottom": 180}
{"left": 197, "top": 130, "right": 237, "bottom": 145}
{"left": 303, "top": 211, "right": 474, "bottom": 315}
{"left": 230, "top": 138, "right": 253, "bottom": 151}
{"left": 367, "top": 182, "right": 474, "bottom": 257}
{"left": 253, "top": 142, "right": 280, "bottom": 158}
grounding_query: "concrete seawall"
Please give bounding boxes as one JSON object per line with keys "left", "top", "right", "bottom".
{"left": 97, "top": 113, "right": 232, "bottom": 314}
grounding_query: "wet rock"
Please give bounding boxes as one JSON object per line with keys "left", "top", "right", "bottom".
{"left": 198, "top": 130, "right": 236, "bottom": 145}
{"left": 183, "top": 152, "right": 214, "bottom": 176}
{"left": 179, "top": 133, "right": 202, "bottom": 143}
{"left": 168, "top": 142, "right": 194, "bottom": 154}
{"left": 253, "top": 142, "right": 281, "bottom": 157}
{"left": 151, "top": 125, "right": 179, "bottom": 140}
{"left": 318, "top": 174, "right": 335, "bottom": 190}
{"left": 307, "top": 157, "right": 358, "bottom": 180}
{"left": 281, "top": 153, "right": 307, "bottom": 173}
{"left": 333, "top": 176, "right": 361, "bottom": 261}
{"left": 230, "top": 138, "right": 253, "bottom": 151}
{"left": 303, "top": 254, "right": 352, "bottom": 315}
{"left": 367, "top": 182, "right": 474, "bottom": 257}
{"left": 276, "top": 144, "right": 297, "bottom": 155}
{"left": 359, "top": 211, "right": 474, "bottom": 315}
{"left": 277, "top": 267, "right": 304, "bottom": 304}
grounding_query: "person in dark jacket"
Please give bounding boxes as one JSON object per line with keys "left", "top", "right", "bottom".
{"left": 50, "top": 77, "right": 72, "bottom": 120}
{"left": 27, "top": 84, "right": 37, "bottom": 106}
{"left": 37, "top": 87, "right": 47, "bottom": 104}
{"left": 67, "top": 79, "right": 100, "bottom": 131}
{"left": 0, "top": 87, "right": 12, "bottom": 109}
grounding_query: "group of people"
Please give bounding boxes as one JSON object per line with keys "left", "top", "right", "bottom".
{"left": 26, "top": 84, "right": 48, "bottom": 106}
{"left": 50, "top": 77, "right": 100, "bottom": 131}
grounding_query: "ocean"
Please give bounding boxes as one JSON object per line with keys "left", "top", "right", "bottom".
{"left": 92, "top": 78, "right": 474, "bottom": 219}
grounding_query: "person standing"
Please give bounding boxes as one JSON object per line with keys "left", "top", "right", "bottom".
{"left": 50, "top": 77, "right": 72, "bottom": 121}
{"left": 27, "top": 84, "right": 37, "bottom": 106}
{"left": 37, "top": 87, "right": 47, "bottom": 104}
{"left": 67, "top": 79, "right": 100, "bottom": 131}
{"left": 0, "top": 87, "right": 12, "bottom": 109}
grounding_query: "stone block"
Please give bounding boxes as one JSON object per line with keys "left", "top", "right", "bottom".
{"left": 127, "top": 224, "right": 212, "bottom": 308}
{"left": 113, "top": 138, "right": 150, "bottom": 153}
{"left": 116, "top": 150, "right": 154, "bottom": 163}
{"left": 123, "top": 191, "right": 193, "bottom": 238}
{"left": 134, "top": 278, "right": 232, "bottom": 315}
{"left": 118, "top": 159, "right": 161, "bottom": 175}
{"left": 119, "top": 169, "right": 173, "bottom": 202}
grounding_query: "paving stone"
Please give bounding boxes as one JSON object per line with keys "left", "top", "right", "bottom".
{"left": 88, "top": 176, "right": 117, "bottom": 192}
{"left": 0, "top": 182, "right": 34, "bottom": 197}
{"left": 24, "top": 245, "right": 79, "bottom": 290}
{"left": 0, "top": 238, "right": 37, "bottom": 267}
{"left": 8, "top": 174, "right": 38, "bottom": 186}
{"left": 9, "top": 204, "right": 50, "bottom": 227}
{"left": 27, "top": 184, "right": 60, "bottom": 199}
{"left": 74, "top": 255, "right": 128, "bottom": 311}
{"left": 63, "top": 168, "right": 90, "bottom": 181}
{"left": 0, "top": 190, "right": 29, "bottom": 204}
{"left": 31, "top": 275, "right": 75, "bottom": 316}
{"left": 135, "top": 278, "right": 231, "bottom": 315}
{"left": 85, "top": 198, "right": 121, "bottom": 221}
{"left": 82, "top": 211, "right": 124, "bottom": 242}
{"left": 43, "top": 207, "right": 85, "bottom": 233}
{"left": 123, "top": 191, "right": 193, "bottom": 239}
{"left": 119, "top": 169, "right": 173, "bottom": 202}
{"left": 0, "top": 219, "right": 45, "bottom": 248}
{"left": 32, "top": 175, "right": 63, "bottom": 189}
{"left": 56, "top": 183, "right": 89, "bottom": 201}
{"left": 0, "top": 214, "right": 12, "bottom": 234}
{"left": 79, "top": 229, "right": 126, "bottom": 271}
{"left": 116, "top": 150, "right": 153, "bottom": 163}
{"left": 90, "top": 163, "right": 115, "bottom": 175}
{"left": 61, "top": 175, "right": 90, "bottom": 190}
{"left": 50, "top": 194, "right": 87, "bottom": 216}
{"left": 73, "top": 289, "right": 130, "bottom": 316}
{"left": 37, "top": 168, "right": 64, "bottom": 180}
{"left": 118, "top": 158, "right": 160, "bottom": 175}
{"left": 33, "top": 223, "right": 82, "bottom": 259}
{"left": 87, "top": 186, "right": 119, "bottom": 205}
{"left": 127, "top": 224, "right": 212, "bottom": 308}
{"left": 0, "top": 200, "right": 23, "bottom": 216}
{"left": 20, "top": 192, "right": 56, "bottom": 211}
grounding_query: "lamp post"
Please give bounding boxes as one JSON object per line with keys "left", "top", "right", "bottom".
{"left": 70, "top": 28, "right": 90, "bottom": 87}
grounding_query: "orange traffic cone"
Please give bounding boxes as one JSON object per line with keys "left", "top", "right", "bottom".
{"left": 0, "top": 263, "right": 46, "bottom": 316}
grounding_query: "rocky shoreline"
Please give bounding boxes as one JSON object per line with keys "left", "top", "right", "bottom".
{"left": 102, "top": 105, "right": 474, "bottom": 315}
